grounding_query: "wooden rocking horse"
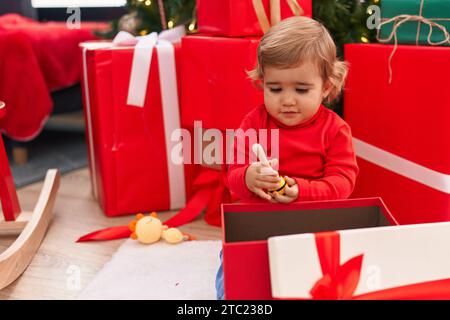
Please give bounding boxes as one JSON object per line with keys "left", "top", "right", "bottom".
{"left": 0, "top": 101, "right": 60, "bottom": 289}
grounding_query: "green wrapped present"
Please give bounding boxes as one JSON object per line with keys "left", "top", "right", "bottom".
{"left": 379, "top": 0, "right": 450, "bottom": 46}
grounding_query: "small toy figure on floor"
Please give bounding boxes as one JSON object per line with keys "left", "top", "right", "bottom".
{"left": 129, "top": 212, "right": 196, "bottom": 245}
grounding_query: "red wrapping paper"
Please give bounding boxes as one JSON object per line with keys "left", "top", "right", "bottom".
{"left": 181, "top": 35, "right": 264, "bottom": 131}
{"left": 80, "top": 42, "right": 197, "bottom": 217}
{"left": 197, "top": 0, "right": 312, "bottom": 37}
{"left": 344, "top": 43, "right": 450, "bottom": 225}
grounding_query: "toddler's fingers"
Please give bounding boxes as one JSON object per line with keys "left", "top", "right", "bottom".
{"left": 271, "top": 192, "right": 293, "bottom": 204}
{"left": 255, "top": 180, "right": 282, "bottom": 190}
{"left": 284, "top": 184, "right": 298, "bottom": 198}
{"left": 284, "top": 176, "right": 297, "bottom": 187}
{"left": 254, "top": 188, "right": 274, "bottom": 202}
{"left": 256, "top": 174, "right": 280, "bottom": 183}
{"left": 267, "top": 195, "right": 278, "bottom": 203}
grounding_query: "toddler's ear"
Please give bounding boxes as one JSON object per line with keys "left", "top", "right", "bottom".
{"left": 322, "top": 79, "right": 333, "bottom": 100}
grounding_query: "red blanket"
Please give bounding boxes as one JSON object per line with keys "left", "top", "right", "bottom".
{"left": 0, "top": 14, "right": 108, "bottom": 140}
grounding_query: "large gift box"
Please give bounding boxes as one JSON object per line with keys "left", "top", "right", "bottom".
{"left": 379, "top": 0, "right": 450, "bottom": 46}
{"left": 180, "top": 35, "right": 264, "bottom": 131}
{"left": 268, "top": 221, "right": 450, "bottom": 299}
{"left": 197, "top": 0, "right": 312, "bottom": 37}
{"left": 80, "top": 29, "right": 197, "bottom": 217}
{"left": 222, "top": 197, "right": 397, "bottom": 299}
{"left": 344, "top": 43, "right": 450, "bottom": 225}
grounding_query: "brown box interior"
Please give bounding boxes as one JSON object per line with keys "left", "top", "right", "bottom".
{"left": 224, "top": 206, "right": 391, "bottom": 243}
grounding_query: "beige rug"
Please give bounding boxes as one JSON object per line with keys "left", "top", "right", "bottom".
{"left": 77, "top": 240, "right": 222, "bottom": 300}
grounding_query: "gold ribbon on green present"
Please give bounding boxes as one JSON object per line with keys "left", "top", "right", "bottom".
{"left": 376, "top": 0, "right": 450, "bottom": 83}
{"left": 252, "top": 0, "right": 304, "bottom": 33}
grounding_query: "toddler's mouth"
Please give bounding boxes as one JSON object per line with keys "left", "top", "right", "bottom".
{"left": 280, "top": 111, "right": 300, "bottom": 119}
{"left": 281, "top": 111, "right": 300, "bottom": 115}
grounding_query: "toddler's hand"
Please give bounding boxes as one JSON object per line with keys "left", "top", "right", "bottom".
{"left": 245, "top": 160, "right": 281, "bottom": 202}
{"left": 270, "top": 176, "right": 299, "bottom": 203}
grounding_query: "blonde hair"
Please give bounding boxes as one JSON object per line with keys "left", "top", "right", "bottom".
{"left": 248, "top": 16, "right": 348, "bottom": 103}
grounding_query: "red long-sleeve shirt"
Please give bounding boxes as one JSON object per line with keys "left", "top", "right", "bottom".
{"left": 228, "top": 104, "right": 359, "bottom": 202}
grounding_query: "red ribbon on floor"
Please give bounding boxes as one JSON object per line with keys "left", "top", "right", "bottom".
{"left": 77, "top": 166, "right": 234, "bottom": 242}
{"left": 164, "top": 166, "right": 234, "bottom": 228}
{"left": 308, "top": 232, "right": 450, "bottom": 300}
{"left": 76, "top": 226, "right": 131, "bottom": 242}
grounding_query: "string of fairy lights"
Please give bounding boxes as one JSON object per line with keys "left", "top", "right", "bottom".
{"left": 133, "top": 0, "right": 196, "bottom": 34}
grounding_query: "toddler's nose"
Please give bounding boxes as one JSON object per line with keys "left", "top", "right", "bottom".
{"left": 281, "top": 94, "right": 296, "bottom": 106}
{"left": 281, "top": 92, "right": 296, "bottom": 107}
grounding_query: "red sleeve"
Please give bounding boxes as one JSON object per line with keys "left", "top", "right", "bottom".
{"left": 293, "top": 124, "right": 359, "bottom": 201}
{"left": 227, "top": 109, "right": 260, "bottom": 200}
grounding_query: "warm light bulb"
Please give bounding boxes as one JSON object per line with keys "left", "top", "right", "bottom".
{"left": 145, "top": 0, "right": 151, "bottom": 5}
{"left": 361, "top": 36, "right": 369, "bottom": 43}
{"left": 168, "top": 20, "right": 174, "bottom": 29}
{"left": 188, "top": 23, "right": 195, "bottom": 31}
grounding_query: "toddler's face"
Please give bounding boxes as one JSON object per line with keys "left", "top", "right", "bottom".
{"left": 262, "top": 60, "right": 331, "bottom": 126}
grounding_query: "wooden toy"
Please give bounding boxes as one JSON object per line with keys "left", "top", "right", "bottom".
{"left": 0, "top": 101, "right": 60, "bottom": 289}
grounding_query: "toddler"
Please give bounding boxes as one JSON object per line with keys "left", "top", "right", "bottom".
{"left": 216, "top": 16, "right": 359, "bottom": 299}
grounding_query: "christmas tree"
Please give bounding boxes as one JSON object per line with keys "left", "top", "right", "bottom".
{"left": 314, "top": 0, "right": 379, "bottom": 57}
{"left": 110, "top": 0, "right": 196, "bottom": 37}
{"left": 107, "top": 0, "right": 379, "bottom": 55}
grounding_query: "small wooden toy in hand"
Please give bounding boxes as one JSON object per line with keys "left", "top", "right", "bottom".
{"left": 129, "top": 212, "right": 196, "bottom": 245}
{"left": 252, "top": 143, "right": 286, "bottom": 195}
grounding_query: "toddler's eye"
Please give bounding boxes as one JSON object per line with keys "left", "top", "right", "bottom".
{"left": 269, "top": 88, "right": 282, "bottom": 93}
{"left": 296, "top": 88, "right": 309, "bottom": 93}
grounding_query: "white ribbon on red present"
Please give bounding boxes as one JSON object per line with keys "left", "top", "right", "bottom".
{"left": 81, "top": 26, "right": 186, "bottom": 209}
{"left": 353, "top": 137, "right": 450, "bottom": 194}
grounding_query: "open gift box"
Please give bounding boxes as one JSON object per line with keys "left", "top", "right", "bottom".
{"left": 221, "top": 197, "right": 398, "bottom": 300}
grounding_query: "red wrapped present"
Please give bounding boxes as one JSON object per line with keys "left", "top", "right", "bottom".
{"left": 80, "top": 27, "right": 198, "bottom": 217}
{"left": 344, "top": 43, "right": 450, "bottom": 225}
{"left": 180, "top": 35, "right": 264, "bottom": 130}
{"left": 222, "top": 198, "right": 397, "bottom": 299}
{"left": 269, "top": 222, "right": 450, "bottom": 299}
{"left": 197, "top": 0, "right": 312, "bottom": 37}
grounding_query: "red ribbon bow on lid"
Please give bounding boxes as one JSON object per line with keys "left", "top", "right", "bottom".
{"left": 309, "top": 232, "right": 364, "bottom": 300}
{"left": 308, "top": 231, "right": 450, "bottom": 300}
